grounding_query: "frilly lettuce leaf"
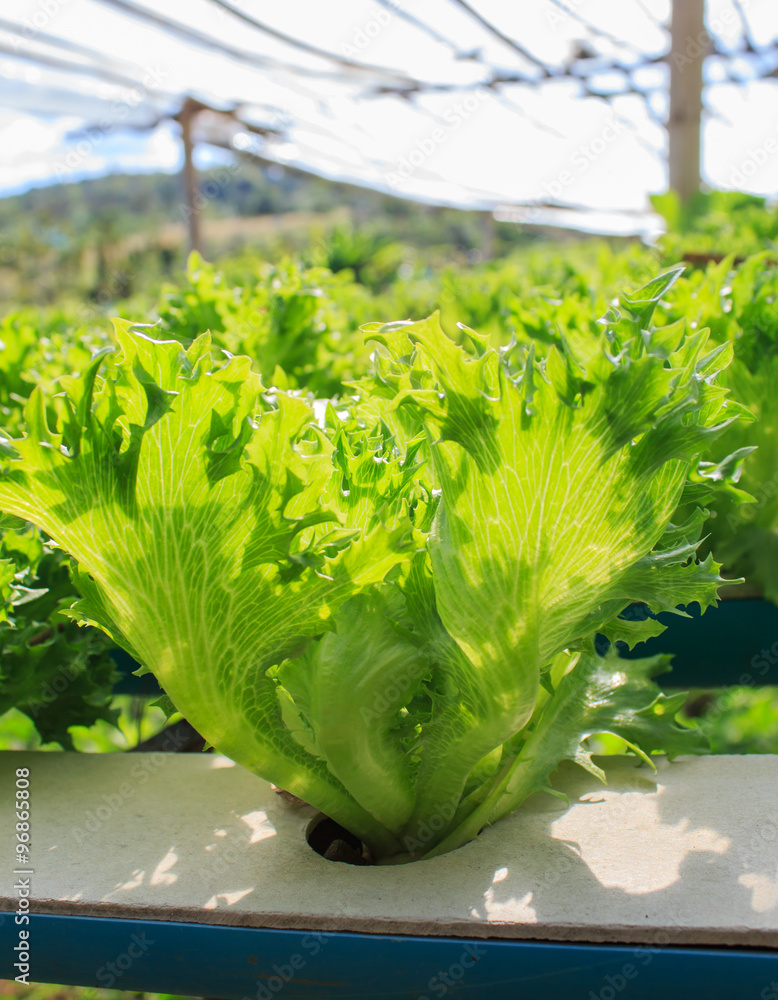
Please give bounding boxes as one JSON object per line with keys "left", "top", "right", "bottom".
{"left": 0, "top": 269, "right": 750, "bottom": 860}
{"left": 655, "top": 253, "right": 778, "bottom": 597}
{"left": 0, "top": 324, "right": 412, "bottom": 856}
{"left": 358, "top": 270, "right": 742, "bottom": 853}
{"left": 0, "top": 525, "right": 117, "bottom": 747}
{"left": 422, "top": 647, "right": 707, "bottom": 859}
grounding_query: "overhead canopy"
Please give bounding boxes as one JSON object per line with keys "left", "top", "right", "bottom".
{"left": 1, "top": 0, "right": 777, "bottom": 231}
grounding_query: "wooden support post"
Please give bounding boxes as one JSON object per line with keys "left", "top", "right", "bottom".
{"left": 668, "top": 0, "right": 706, "bottom": 202}
{"left": 180, "top": 98, "right": 202, "bottom": 256}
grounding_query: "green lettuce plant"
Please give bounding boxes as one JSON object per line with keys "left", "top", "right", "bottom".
{"left": 0, "top": 269, "right": 747, "bottom": 861}
{"left": 155, "top": 253, "right": 370, "bottom": 396}
{"left": 657, "top": 253, "right": 778, "bottom": 598}
{"left": 0, "top": 308, "right": 118, "bottom": 742}
{"left": 651, "top": 190, "right": 778, "bottom": 262}
{"left": 0, "top": 518, "right": 116, "bottom": 746}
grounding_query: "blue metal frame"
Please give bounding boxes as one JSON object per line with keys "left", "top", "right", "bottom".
{"left": 614, "top": 598, "right": 778, "bottom": 687}
{"left": 9, "top": 600, "right": 776, "bottom": 996}
{"left": 114, "top": 599, "right": 778, "bottom": 698}
{"left": 1, "top": 913, "right": 776, "bottom": 999}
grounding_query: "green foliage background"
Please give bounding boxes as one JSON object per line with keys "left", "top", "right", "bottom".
{"left": 0, "top": 178, "right": 776, "bottom": 760}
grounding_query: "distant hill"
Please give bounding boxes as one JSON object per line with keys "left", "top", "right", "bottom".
{"left": 0, "top": 165, "right": 524, "bottom": 306}
{"left": 0, "top": 165, "right": 388, "bottom": 240}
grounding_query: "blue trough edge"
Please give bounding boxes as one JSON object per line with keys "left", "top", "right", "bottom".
{"left": 599, "top": 598, "right": 778, "bottom": 688}
{"left": 115, "top": 599, "right": 778, "bottom": 699}
{"left": 1, "top": 912, "right": 776, "bottom": 1000}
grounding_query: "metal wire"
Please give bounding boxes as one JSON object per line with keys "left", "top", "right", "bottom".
{"left": 205, "top": 0, "right": 413, "bottom": 79}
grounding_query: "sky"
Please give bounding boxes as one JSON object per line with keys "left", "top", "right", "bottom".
{"left": 0, "top": 0, "right": 777, "bottom": 226}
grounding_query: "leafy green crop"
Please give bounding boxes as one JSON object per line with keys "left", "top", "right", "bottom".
{"left": 0, "top": 269, "right": 748, "bottom": 860}
{"left": 652, "top": 190, "right": 778, "bottom": 263}
{"left": 0, "top": 519, "right": 116, "bottom": 747}
{"left": 0, "top": 245, "right": 630, "bottom": 749}
{"left": 0, "top": 309, "right": 118, "bottom": 742}
{"left": 656, "top": 254, "right": 778, "bottom": 597}
{"left": 155, "top": 253, "right": 370, "bottom": 397}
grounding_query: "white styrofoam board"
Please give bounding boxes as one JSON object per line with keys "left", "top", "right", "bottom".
{"left": 2, "top": 750, "right": 776, "bottom": 947}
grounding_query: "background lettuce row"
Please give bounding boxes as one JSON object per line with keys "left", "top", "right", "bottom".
{"left": 0, "top": 309, "right": 118, "bottom": 742}
{"left": 0, "top": 269, "right": 749, "bottom": 860}
{"left": 0, "top": 520, "right": 116, "bottom": 746}
{"left": 655, "top": 253, "right": 778, "bottom": 599}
